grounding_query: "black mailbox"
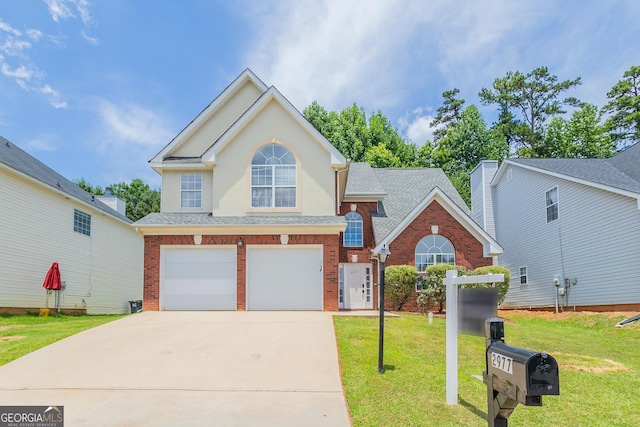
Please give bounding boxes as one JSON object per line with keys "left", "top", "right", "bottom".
{"left": 482, "top": 318, "right": 559, "bottom": 426}
{"left": 486, "top": 341, "right": 559, "bottom": 405}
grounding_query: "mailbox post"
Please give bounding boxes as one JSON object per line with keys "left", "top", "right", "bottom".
{"left": 483, "top": 318, "right": 560, "bottom": 426}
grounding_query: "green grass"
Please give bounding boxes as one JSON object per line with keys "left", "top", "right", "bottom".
{"left": 334, "top": 312, "right": 640, "bottom": 427}
{"left": 0, "top": 313, "right": 126, "bottom": 366}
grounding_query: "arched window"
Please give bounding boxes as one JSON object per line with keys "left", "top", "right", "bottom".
{"left": 251, "top": 144, "right": 296, "bottom": 208}
{"left": 415, "top": 235, "right": 455, "bottom": 272}
{"left": 343, "top": 212, "right": 363, "bottom": 247}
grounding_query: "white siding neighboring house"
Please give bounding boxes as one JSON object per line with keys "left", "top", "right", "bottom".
{"left": 0, "top": 136, "right": 143, "bottom": 314}
{"left": 471, "top": 143, "right": 640, "bottom": 311}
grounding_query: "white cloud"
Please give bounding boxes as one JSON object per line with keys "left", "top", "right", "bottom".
{"left": 44, "top": 0, "right": 75, "bottom": 22}
{"left": 0, "top": 20, "right": 22, "bottom": 37}
{"left": 24, "top": 135, "right": 58, "bottom": 152}
{"left": 398, "top": 107, "right": 435, "bottom": 146}
{"left": 44, "top": 0, "right": 94, "bottom": 25}
{"left": 40, "top": 84, "right": 68, "bottom": 109}
{"left": 91, "top": 99, "right": 174, "bottom": 187}
{"left": 81, "top": 30, "right": 99, "bottom": 46}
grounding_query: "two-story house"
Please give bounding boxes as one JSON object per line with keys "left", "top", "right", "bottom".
{"left": 471, "top": 143, "right": 640, "bottom": 311}
{"left": 135, "top": 69, "right": 502, "bottom": 311}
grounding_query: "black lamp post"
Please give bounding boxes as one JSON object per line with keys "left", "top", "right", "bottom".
{"left": 377, "top": 244, "right": 390, "bottom": 374}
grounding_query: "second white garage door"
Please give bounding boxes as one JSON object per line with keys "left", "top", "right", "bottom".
{"left": 247, "top": 246, "right": 323, "bottom": 310}
{"left": 162, "top": 247, "right": 237, "bottom": 310}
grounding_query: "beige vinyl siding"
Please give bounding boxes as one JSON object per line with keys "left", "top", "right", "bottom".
{"left": 496, "top": 166, "right": 640, "bottom": 309}
{"left": 0, "top": 169, "right": 143, "bottom": 314}
{"left": 213, "top": 100, "right": 336, "bottom": 216}
{"left": 171, "top": 81, "right": 265, "bottom": 158}
{"left": 161, "top": 169, "right": 213, "bottom": 213}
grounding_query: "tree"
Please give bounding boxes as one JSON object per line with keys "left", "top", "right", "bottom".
{"left": 303, "top": 101, "right": 418, "bottom": 167}
{"left": 364, "top": 143, "right": 401, "bottom": 168}
{"left": 479, "top": 66, "right": 582, "bottom": 156}
{"left": 109, "top": 179, "right": 160, "bottom": 222}
{"left": 425, "top": 105, "right": 508, "bottom": 205}
{"left": 542, "top": 103, "right": 615, "bottom": 158}
{"left": 74, "top": 178, "right": 104, "bottom": 195}
{"left": 430, "top": 88, "right": 465, "bottom": 143}
{"left": 603, "top": 65, "right": 640, "bottom": 148}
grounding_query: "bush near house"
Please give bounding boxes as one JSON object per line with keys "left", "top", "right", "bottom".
{"left": 469, "top": 265, "right": 511, "bottom": 304}
{"left": 385, "top": 265, "right": 418, "bottom": 311}
{"left": 415, "top": 265, "right": 511, "bottom": 313}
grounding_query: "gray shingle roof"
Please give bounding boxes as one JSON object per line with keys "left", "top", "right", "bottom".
{"left": 344, "top": 162, "right": 386, "bottom": 197}
{"left": 509, "top": 146, "right": 640, "bottom": 194}
{"left": 135, "top": 213, "right": 346, "bottom": 227}
{"left": 367, "top": 168, "right": 470, "bottom": 243}
{"left": 0, "top": 135, "right": 131, "bottom": 223}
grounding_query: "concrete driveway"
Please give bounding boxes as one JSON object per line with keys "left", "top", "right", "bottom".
{"left": 0, "top": 312, "right": 351, "bottom": 426}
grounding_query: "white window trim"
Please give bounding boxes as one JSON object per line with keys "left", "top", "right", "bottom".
{"left": 73, "top": 209, "right": 91, "bottom": 236}
{"left": 545, "top": 186, "right": 559, "bottom": 223}
{"left": 250, "top": 145, "right": 297, "bottom": 209}
{"left": 181, "top": 173, "right": 202, "bottom": 209}
{"left": 343, "top": 212, "right": 363, "bottom": 247}
{"left": 414, "top": 235, "right": 455, "bottom": 273}
{"left": 519, "top": 266, "right": 528, "bottom": 286}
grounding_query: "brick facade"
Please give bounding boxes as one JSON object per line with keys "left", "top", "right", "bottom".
{"left": 337, "top": 200, "right": 493, "bottom": 312}
{"left": 143, "top": 234, "right": 341, "bottom": 311}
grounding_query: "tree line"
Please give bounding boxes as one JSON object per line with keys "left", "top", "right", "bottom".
{"left": 304, "top": 65, "right": 640, "bottom": 205}
{"left": 75, "top": 178, "right": 160, "bottom": 222}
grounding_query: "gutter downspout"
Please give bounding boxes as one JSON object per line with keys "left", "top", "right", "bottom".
{"left": 336, "top": 160, "right": 350, "bottom": 215}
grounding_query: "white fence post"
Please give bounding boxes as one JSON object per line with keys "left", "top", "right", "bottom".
{"left": 445, "top": 269, "right": 458, "bottom": 405}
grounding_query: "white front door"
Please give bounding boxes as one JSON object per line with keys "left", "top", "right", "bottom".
{"left": 340, "top": 263, "right": 372, "bottom": 309}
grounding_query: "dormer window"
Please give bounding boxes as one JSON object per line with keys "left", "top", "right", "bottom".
{"left": 251, "top": 144, "right": 296, "bottom": 208}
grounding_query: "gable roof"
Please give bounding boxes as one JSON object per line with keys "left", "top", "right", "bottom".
{"left": 149, "top": 69, "right": 269, "bottom": 166}
{"left": 493, "top": 142, "right": 640, "bottom": 206}
{"left": 0, "top": 136, "right": 131, "bottom": 223}
{"left": 201, "top": 85, "right": 346, "bottom": 167}
{"left": 345, "top": 165, "right": 503, "bottom": 257}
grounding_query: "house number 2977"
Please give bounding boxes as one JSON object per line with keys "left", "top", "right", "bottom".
{"left": 491, "top": 352, "right": 513, "bottom": 375}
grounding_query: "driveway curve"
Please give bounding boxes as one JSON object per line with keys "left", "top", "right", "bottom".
{"left": 0, "top": 311, "right": 351, "bottom": 426}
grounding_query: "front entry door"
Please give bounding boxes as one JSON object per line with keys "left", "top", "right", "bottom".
{"left": 342, "top": 263, "right": 372, "bottom": 309}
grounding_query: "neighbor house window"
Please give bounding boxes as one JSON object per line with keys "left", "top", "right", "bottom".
{"left": 74, "top": 209, "right": 91, "bottom": 236}
{"left": 181, "top": 173, "right": 202, "bottom": 208}
{"left": 546, "top": 186, "right": 558, "bottom": 222}
{"left": 343, "top": 212, "right": 363, "bottom": 247}
{"left": 251, "top": 144, "right": 296, "bottom": 208}
{"left": 519, "top": 266, "right": 528, "bottom": 285}
{"left": 415, "top": 235, "right": 455, "bottom": 273}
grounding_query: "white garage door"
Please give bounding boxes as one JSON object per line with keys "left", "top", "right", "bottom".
{"left": 247, "top": 246, "right": 323, "bottom": 310}
{"left": 162, "top": 247, "right": 237, "bottom": 310}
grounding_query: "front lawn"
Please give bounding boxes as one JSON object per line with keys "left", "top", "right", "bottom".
{"left": 0, "top": 313, "right": 126, "bottom": 366}
{"left": 334, "top": 311, "right": 640, "bottom": 427}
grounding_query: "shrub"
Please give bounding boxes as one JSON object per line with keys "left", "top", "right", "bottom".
{"left": 384, "top": 265, "right": 418, "bottom": 311}
{"left": 423, "top": 264, "right": 470, "bottom": 313}
{"left": 470, "top": 265, "right": 511, "bottom": 304}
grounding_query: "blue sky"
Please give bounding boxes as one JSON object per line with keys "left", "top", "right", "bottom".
{"left": 1, "top": 0, "right": 638, "bottom": 189}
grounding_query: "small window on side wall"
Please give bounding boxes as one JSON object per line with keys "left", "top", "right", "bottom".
{"left": 519, "top": 266, "right": 528, "bottom": 285}
{"left": 74, "top": 209, "right": 91, "bottom": 236}
{"left": 546, "top": 186, "right": 558, "bottom": 222}
{"left": 181, "top": 173, "right": 202, "bottom": 209}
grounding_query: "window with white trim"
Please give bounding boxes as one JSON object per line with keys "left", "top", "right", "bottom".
{"left": 73, "top": 209, "right": 91, "bottom": 236}
{"left": 415, "top": 235, "right": 455, "bottom": 273}
{"left": 343, "top": 212, "right": 363, "bottom": 247}
{"left": 519, "top": 266, "right": 528, "bottom": 285}
{"left": 546, "top": 186, "right": 558, "bottom": 222}
{"left": 181, "top": 173, "right": 202, "bottom": 208}
{"left": 251, "top": 144, "right": 296, "bottom": 208}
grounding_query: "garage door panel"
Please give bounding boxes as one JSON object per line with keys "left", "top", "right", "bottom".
{"left": 247, "top": 246, "right": 323, "bottom": 310}
{"left": 162, "top": 247, "right": 237, "bottom": 311}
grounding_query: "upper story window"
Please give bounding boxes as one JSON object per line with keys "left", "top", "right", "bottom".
{"left": 343, "top": 212, "right": 363, "bottom": 247}
{"left": 74, "top": 209, "right": 91, "bottom": 236}
{"left": 415, "top": 234, "right": 455, "bottom": 272}
{"left": 251, "top": 144, "right": 296, "bottom": 208}
{"left": 546, "top": 186, "right": 558, "bottom": 222}
{"left": 181, "top": 173, "right": 202, "bottom": 208}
